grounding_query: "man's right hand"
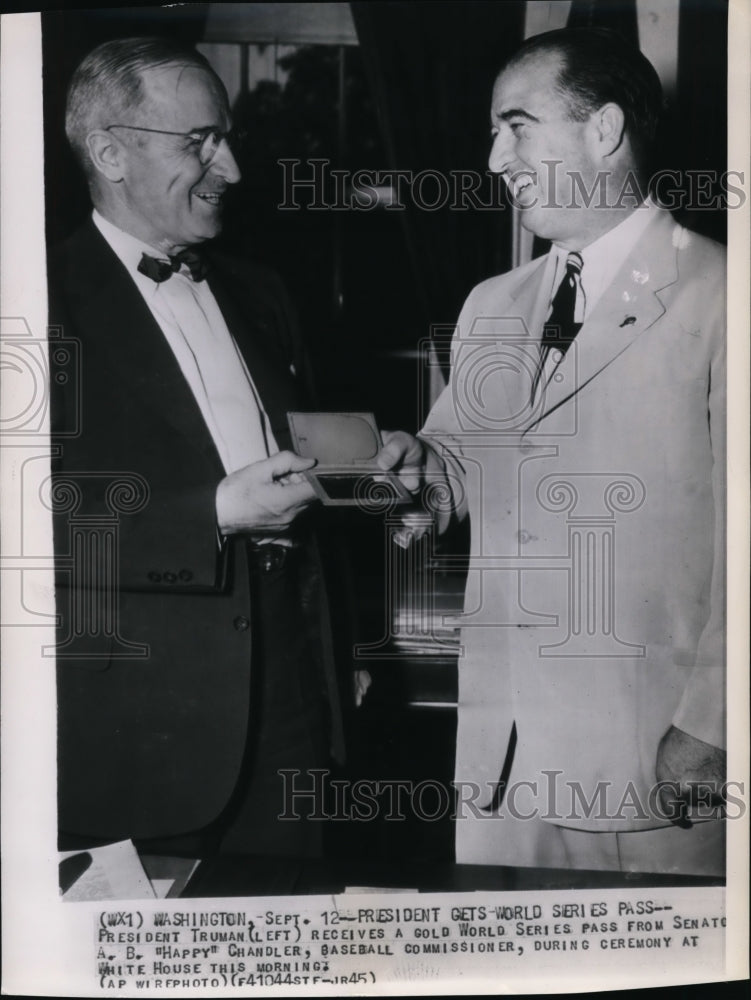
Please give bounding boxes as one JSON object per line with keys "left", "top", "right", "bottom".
{"left": 216, "top": 451, "right": 318, "bottom": 535}
{"left": 376, "top": 430, "right": 428, "bottom": 493}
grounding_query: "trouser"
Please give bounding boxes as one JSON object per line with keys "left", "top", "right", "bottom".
{"left": 117, "top": 543, "right": 330, "bottom": 861}
{"left": 215, "top": 541, "right": 329, "bottom": 858}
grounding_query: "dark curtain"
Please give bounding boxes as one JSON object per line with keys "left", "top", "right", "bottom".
{"left": 350, "top": 0, "right": 526, "bottom": 339}
{"left": 568, "top": 0, "right": 639, "bottom": 43}
{"left": 673, "top": 0, "right": 727, "bottom": 242}
{"left": 568, "top": 0, "right": 727, "bottom": 243}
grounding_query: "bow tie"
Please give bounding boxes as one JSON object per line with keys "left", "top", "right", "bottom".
{"left": 138, "top": 248, "right": 209, "bottom": 283}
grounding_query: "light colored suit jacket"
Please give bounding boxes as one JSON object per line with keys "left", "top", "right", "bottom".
{"left": 421, "top": 210, "right": 725, "bottom": 855}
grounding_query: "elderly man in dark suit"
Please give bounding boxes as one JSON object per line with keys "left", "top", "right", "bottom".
{"left": 49, "top": 37, "right": 344, "bottom": 860}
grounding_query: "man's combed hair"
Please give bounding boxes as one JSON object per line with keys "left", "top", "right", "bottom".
{"left": 65, "top": 37, "right": 219, "bottom": 177}
{"left": 507, "top": 27, "right": 664, "bottom": 167}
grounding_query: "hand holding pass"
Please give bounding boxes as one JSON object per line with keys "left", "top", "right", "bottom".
{"left": 376, "top": 430, "right": 427, "bottom": 493}
{"left": 216, "top": 450, "right": 318, "bottom": 534}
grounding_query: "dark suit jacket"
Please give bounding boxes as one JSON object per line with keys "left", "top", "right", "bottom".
{"left": 48, "top": 219, "right": 345, "bottom": 841}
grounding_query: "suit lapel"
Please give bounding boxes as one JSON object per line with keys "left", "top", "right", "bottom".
{"left": 63, "top": 223, "right": 303, "bottom": 462}
{"left": 507, "top": 254, "right": 553, "bottom": 338}
{"left": 488, "top": 255, "right": 551, "bottom": 424}
{"left": 64, "top": 222, "right": 225, "bottom": 474}
{"left": 528, "top": 211, "right": 679, "bottom": 427}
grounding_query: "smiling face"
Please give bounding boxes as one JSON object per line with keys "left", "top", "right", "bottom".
{"left": 114, "top": 63, "right": 240, "bottom": 253}
{"left": 489, "top": 53, "right": 606, "bottom": 248}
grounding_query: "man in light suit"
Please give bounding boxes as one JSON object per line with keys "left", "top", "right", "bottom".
{"left": 49, "top": 37, "right": 345, "bottom": 859}
{"left": 379, "top": 28, "right": 726, "bottom": 876}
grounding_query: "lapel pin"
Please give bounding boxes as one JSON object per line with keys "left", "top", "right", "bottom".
{"left": 631, "top": 269, "right": 649, "bottom": 285}
{"left": 619, "top": 316, "right": 637, "bottom": 328}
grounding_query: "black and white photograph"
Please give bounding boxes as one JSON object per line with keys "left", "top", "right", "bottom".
{"left": 1, "top": 1, "right": 748, "bottom": 994}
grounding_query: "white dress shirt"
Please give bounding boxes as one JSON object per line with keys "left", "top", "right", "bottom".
{"left": 92, "top": 210, "right": 278, "bottom": 476}
{"left": 535, "top": 199, "right": 661, "bottom": 395}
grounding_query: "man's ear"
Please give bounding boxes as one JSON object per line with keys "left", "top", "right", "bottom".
{"left": 589, "top": 103, "right": 626, "bottom": 159}
{"left": 85, "top": 130, "right": 127, "bottom": 182}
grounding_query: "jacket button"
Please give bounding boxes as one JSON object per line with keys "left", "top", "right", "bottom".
{"left": 233, "top": 616, "right": 250, "bottom": 632}
{"left": 147, "top": 571, "right": 162, "bottom": 583}
{"left": 163, "top": 571, "right": 177, "bottom": 583}
{"left": 178, "top": 569, "right": 193, "bottom": 582}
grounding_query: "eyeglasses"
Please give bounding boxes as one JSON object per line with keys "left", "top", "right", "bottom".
{"left": 104, "top": 124, "right": 245, "bottom": 165}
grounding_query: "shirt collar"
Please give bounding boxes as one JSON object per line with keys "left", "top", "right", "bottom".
{"left": 92, "top": 210, "right": 169, "bottom": 283}
{"left": 549, "top": 198, "right": 661, "bottom": 317}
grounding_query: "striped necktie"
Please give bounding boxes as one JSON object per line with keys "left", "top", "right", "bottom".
{"left": 531, "top": 250, "right": 583, "bottom": 405}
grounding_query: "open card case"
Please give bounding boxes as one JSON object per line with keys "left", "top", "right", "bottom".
{"left": 287, "top": 411, "right": 412, "bottom": 507}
